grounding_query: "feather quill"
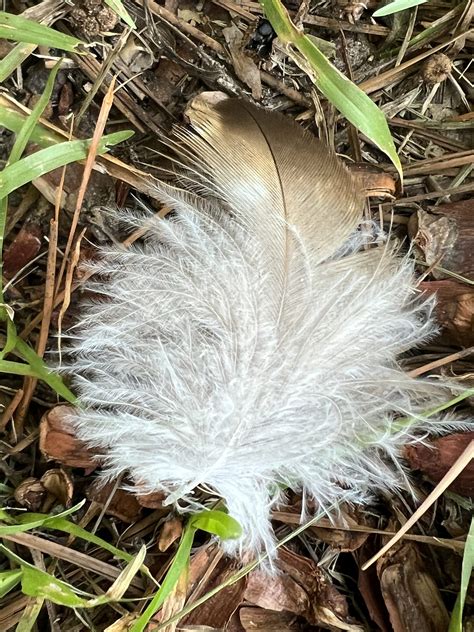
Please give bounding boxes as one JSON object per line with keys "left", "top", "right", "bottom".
{"left": 67, "top": 96, "right": 464, "bottom": 559}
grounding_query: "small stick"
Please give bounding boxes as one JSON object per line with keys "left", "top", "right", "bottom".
{"left": 361, "top": 441, "right": 474, "bottom": 571}
{"left": 408, "top": 346, "right": 474, "bottom": 378}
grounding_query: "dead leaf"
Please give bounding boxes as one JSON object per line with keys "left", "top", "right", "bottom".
{"left": 183, "top": 547, "right": 246, "bottom": 629}
{"left": 86, "top": 480, "right": 142, "bottom": 523}
{"left": 223, "top": 25, "right": 262, "bottom": 100}
{"left": 244, "top": 569, "right": 310, "bottom": 615}
{"left": 239, "top": 607, "right": 301, "bottom": 631}
{"left": 39, "top": 405, "right": 100, "bottom": 469}
{"left": 404, "top": 432, "right": 474, "bottom": 496}
{"left": 41, "top": 468, "right": 74, "bottom": 507}
{"left": 136, "top": 489, "right": 167, "bottom": 509}
{"left": 14, "top": 477, "right": 46, "bottom": 511}
{"left": 311, "top": 506, "right": 374, "bottom": 552}
{"left": 158, "top": 516, "right": 183, "bottom": 552}
{"left": 3, "top": 223, "right": 42, "bottom": 280}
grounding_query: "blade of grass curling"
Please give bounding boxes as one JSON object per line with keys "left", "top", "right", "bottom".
{"left": 260, "top": 0, "right": 403, "bottom": 182}
{"left": 449, "top": 517, "right": 474, "bottom": 632}
{"left": 374, "top": 0, "right": 427, "bottom": 17}
{"left": 0, "top": 12, "right": 82, "bottom": 51}
{"left": 0, "top": 130, "right": 133, "bottom": 200}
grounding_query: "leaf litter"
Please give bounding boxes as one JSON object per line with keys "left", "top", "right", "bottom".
{"left": 0, "top": 1, "right": 473, "bottom": 631}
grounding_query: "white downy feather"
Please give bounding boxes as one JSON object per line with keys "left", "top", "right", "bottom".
{"left": 66, "top": 97, "right": 463, "bottom": 559}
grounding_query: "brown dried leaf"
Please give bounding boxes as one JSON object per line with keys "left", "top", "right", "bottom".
{"left": 86, "top": 480, "right": 142, "bottom": 523}
{"left": 404, "top": 432, "right": 474, "bottom": 496}
{"left": 41, "top": 468, "right": 74, "bottom": 507}
{"left": 3, "top": 223, "right": 42, "bottom": 280}
{"left": 158, "top": 516, "right": 183, "bottom": 552}
{"left": 311, "top": 507, "right": 374, "bottom": 552}
{"left": 136, "top": 489, "right": 167, "bottom": 509}
{"left": 14, "top": 477, "right": 46, "bottom": 511}
{"left": 244, "top": 569, "right": 310, "bottom": 615}
{"left": 376, "top": 541, "right": 449, "bottom": 632}
{"left": 223, "top": 25, "right": 262, "bottom": 100}
{"left": 420, "top": 280, "right": 474, "bottom": 346}
{"left": 183, "top": 548, "right": 246, "bottom": 629}
{"left": 39, "top": 405, "right": 100, "bottom": 469}
{"left": 239, "top": 607, "right": 301, "bottom": 631}
{"left": 409, "top": 199, "right": 474, "bottom": 280}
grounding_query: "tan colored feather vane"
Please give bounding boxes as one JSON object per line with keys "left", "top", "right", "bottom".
{"left": 67, "top": 94, "right": 464, "bottom": 560}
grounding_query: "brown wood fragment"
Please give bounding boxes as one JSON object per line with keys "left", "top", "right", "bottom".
{"left": 39, "top": 405, "right": 100, "bottom": 469}
{"left": 86, "top": 480, "right": 142, "bottom": 523}
{"left": 405, "top": 432, "right": 474, "bottom": 496}
{"left": 420, "top": 280, "right": 474, "bottom": 346}
{"left": 375, "top": 542, "right": 450, "bottom": 632}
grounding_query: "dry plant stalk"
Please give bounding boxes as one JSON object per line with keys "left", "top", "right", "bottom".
{"left": 66, "top": 95, "right": 469, "bottom": 560}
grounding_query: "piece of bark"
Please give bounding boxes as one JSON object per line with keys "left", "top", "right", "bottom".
{"left": 183, "top": 547, "right": 247, "bottom": 629}
{"left": 311, "top": 507, "right": 374, "bottom": 552}
{"left": 244, "top": 569, "right": 310, "bottom": 616}
{"left": 86, "top": 480, "right": 142, "bottom": 523}
{"left": 350, "top": 163, "right": 397, "bottom": 198}
{"left": 274, "top": 547, "right": 363, "bottom": 629}
{"left": 239, "top": 607, "right": 301, "bottom": 631}
{"left": 39, "top": 405, "right": 100, "bottom": 469}
{"left": 375, "top": 541, "right": 449, "bottom": 632}
{"left": 420, "top": 279, "right": 474, "bottom": 346}
{"left": 3, "top": 223, "right": 42, "bottom": 280}
{"left": 405, "top": 432, "right": 474, "bottom": 496}
{"left": 409, "top": 199, "right": 474, "bottom": 280}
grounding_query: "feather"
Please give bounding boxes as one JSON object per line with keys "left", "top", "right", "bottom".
{"left": 66, "top": 97, "right": 466, "bottom": 560}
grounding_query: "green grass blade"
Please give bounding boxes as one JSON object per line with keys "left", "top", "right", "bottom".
{"left": 374, "top": 0, "right": 427, "bottom": 17}
{"left": 0, "top": 359, "right": 38, "bottom": 378}
{"left": 0, "top": 569, "right": 22, "bottom": 598}
{"left": 13, "top": 337, "right": 77, "bottom": 403}
{"left": 0, "top": 501, "right": 85, "bottom": 535}
{"left": 260, "top": 0, "right": 402, "bottom": 180}
{"left": 104, "top": 0, "right": 136, "bottom": 29}
{"left": 21, "top": 565, "right": 90, "bottom": 608}
{"left": 0, "top": 12, "right": 82, "bottom": 51}
{"left": 8, "top": 61, "right": 62, "bottom": 165}
{"left": 0, "top": 130, "right": 133, "bottom": 200}
{"left": 131, "top": 524, "right": 195, "bottom": 632}
{"left": 449, "top": 517, "right": 474, "bottom": 632}
{"left": 0, "top": 104, "right": 66, "bottom": 147}
{"left": 190, "top": 509, "right": 242, "bottom": 539}
{"left": 0, "top": 42, "right": 37, "bottom": 84}
{"left": 14, "top": 514, "right": 133, "bottom": 563}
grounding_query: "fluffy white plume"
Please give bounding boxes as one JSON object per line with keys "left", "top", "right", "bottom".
{"left": 67, "top": 97, "right": 460, "bottom": 558}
